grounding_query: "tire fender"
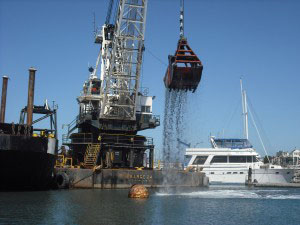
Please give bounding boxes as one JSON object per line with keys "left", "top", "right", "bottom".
{"left": 55, "top": 172, "right": 69, "bottom": 189}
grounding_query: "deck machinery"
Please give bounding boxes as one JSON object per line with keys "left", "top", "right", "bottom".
{"left": 63, "top": 0, "right": 160, "bottom": 169}
{"left": 164, "top": 0, "right": 203, "bottom": 92}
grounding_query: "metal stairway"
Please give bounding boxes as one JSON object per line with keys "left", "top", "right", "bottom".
{"left": 83, "top": 144, "right": 100, "bottom": 168}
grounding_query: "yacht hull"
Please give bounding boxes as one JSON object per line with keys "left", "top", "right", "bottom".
{"left": 252, "top": 168, "right": 294, "bottom": 184}
{"left": 203, "top": 168, "right": 294, "bottom": 184}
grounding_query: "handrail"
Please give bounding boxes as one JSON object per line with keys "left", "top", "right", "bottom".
{"left": 62, "top": 132, "right": 154, "bottom": 147}
{"left": 62, "top": 133, "right": 93, "bottom": 145}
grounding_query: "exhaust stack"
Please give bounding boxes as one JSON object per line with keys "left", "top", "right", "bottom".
{"left": 0, "top": 76, "right": 9, "bottom": 123}
{"left": 27, "top": 67, "right": 36, "bottom": 125}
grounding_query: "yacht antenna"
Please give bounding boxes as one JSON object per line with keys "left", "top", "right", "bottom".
{"left": 240, "top": 79, "right": 249, "bottom": 139}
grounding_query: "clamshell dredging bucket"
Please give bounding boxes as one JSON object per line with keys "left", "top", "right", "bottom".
{"left": 164, "top": 38, "right": 203, "bottom": 92}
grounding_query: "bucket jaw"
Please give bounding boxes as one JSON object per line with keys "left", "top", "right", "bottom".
{"left": 164, "top": 38, "right": 203, "bottom": 93}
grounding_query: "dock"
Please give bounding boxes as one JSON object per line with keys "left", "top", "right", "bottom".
{"left": 253, "top": 183, "right": 300, "bottom": 188}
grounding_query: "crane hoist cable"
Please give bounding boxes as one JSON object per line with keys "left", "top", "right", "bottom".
{"left": 105, "top": 0, "right": 120, "bottom": 25}
{"left": 180, "top": 0, "right": 185, "bottom": 38}
{"left": 112, "top": 0, "right": 120, "bottom": 25}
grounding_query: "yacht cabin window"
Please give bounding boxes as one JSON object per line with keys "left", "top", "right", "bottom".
{"left": 184, "top": 155, "right": 192, "bottom": 166}
{"left": 229, "top": 156, "right": 258, "bottom": 163}
{"left": 229, "top": 156, "right": 247, "bottom": 163}
{"left": 192, "top": 156, "right": 208, "bottom": 165}
{"left": 211, "top": 156, "right": 228, "bottom": 163}
{"left": 246, "top": 156, "right": 252, "bottom": 163}
{"left": 213, "top": 139, "right": 253, "bottom": 149}
{"left": 249, "top": 156, "right": 260, "bottom": 162}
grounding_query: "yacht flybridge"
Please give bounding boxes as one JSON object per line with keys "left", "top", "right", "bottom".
{"left": 185, "top": 137, "right": 294, "bottom": 184}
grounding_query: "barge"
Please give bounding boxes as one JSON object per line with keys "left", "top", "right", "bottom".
{"left": 0, "top": 68, "right": 58, "bottom": 190}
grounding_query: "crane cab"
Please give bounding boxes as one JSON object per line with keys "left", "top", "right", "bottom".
{"left": 164, "top": 38, "right": 203, "bottom": 92}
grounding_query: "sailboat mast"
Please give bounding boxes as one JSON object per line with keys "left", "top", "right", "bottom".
{"left": 240, "top": 79, "right": 249, "bottom": 139}
{"left": 244, "top": 90, "right": 249, "bottom": 139}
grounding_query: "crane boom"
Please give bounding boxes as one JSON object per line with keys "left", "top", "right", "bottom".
{"left": 100, "top": 0, "right": 148, "bottom": 121}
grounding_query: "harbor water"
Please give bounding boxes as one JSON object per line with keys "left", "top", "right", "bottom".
{"left": 1, "top": 185, "right": 300, "bottom": 225}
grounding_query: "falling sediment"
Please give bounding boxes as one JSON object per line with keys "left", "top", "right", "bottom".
{"left": 162, "top": 89, "right": 187, "bottom": 188}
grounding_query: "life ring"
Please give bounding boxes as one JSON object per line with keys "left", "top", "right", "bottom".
{"left": 55, "top": 172, "right": 69, "bottom": 189}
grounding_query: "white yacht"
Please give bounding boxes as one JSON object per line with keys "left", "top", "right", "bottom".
{"left": 185, "top": 137, "right": 294, "bottom": 184}
{"left": 184, "top": 79, "right": 294, "bottom": 184}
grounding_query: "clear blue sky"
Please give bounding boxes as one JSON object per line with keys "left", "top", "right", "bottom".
{"left": 1, "top": 0, "right": 299, "bottom": 157}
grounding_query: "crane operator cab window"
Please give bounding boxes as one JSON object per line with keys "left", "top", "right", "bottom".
{"left": 141, "top": 106, "right": 151, "bottom": 113}
{"left": 91, "top": 80, "right": 101, "bottom": 95}
{"left": 104, "top": 24, "right": 115, "bottom": 41}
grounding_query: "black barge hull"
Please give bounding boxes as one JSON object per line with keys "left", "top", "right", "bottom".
{"left": 0, "top": 126, "right": 57, "bottom": 191}
{"left": 55, "top": 168, "right": 209, "bottom": 189}
{"left": 0, "top": 150, "right": 56, "bottom": 190}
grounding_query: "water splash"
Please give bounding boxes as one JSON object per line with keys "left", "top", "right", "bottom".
{"left": 155, "top": 188, "right": 300, "bottom": 200}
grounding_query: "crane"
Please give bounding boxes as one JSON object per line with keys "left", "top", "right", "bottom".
{"left": 63, "top": 0, "right": 160, "bottom": 169}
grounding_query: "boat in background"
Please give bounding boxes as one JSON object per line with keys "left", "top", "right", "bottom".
{"left": 0, "top": 68, "right": 58, "bottom": 190}
{"left": 185, "top": 137, "right": 294, "bottom": 184}
{"left": 184, "top": 79, "right": 295, "bottom": 184}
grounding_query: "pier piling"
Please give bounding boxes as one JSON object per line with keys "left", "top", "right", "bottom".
{"left": 0, "top": 76, "right": 9, "bottom": 123}
{"left": 27, "top": 67, "right": 36, "bottom": 125}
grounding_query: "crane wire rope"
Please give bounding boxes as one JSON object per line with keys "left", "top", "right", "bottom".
{"left": 105, "top": 0, "right": 114, "bottom": 24}
{"left": 180, "top": 0, "right": 185, "bottom": 38}
{"left": 146, "top": 0, "right": 185, "bottom": 68}
{"left": 113, "top": 0, "right": 120, "bottom": 25}
{"left": 146, "top": 48, "right": 167, "bottom": 66}
{"left": 140, "top": 51, "right": 145, "bottom": 91}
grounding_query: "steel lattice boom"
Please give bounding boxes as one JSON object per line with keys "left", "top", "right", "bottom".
{"left": 100, "top": 0, "right": 148, "bottom": 121}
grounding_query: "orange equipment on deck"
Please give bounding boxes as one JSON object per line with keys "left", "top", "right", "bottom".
{"left": 164, "top": 38, "right": 203, "bottom": 93}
